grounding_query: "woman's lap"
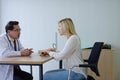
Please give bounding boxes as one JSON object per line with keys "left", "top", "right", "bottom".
{"left": 43, "top": 69, "right": 86, "bottom": 80}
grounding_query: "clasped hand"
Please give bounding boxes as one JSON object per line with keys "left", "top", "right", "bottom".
{"left": 21, "top": 48, "right": 33, "bottom": 56}
{"left": 40, "top": 48, "right": 55, "bottom": 56}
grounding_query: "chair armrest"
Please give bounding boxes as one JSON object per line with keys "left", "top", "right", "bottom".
{"left": 79, "top": 64, "right": 100, "bottom": 76}
{"left": 79, "top": 64, "right": 95, "bottom": 68}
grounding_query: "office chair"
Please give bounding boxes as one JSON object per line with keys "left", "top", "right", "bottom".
{"left": 59, "top": 42, "right": 104, "bottom": 80}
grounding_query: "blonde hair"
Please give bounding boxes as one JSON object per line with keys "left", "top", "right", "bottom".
{"left": 59, "top": 18, "right": 77, "bottom": 37}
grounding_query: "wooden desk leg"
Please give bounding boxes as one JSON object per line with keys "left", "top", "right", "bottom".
{"left": 39, "top": 64, "right": 43, "bottom": 80}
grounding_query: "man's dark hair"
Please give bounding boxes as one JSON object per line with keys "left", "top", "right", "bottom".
{"left": 5, "top": 21, "right": 19, "bottom": 33}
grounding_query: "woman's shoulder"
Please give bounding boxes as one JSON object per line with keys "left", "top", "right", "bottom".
{"left": 70, "top": 35, "right": 79, "bottom": 39}
{"left": 69, "top": 35, "right": 80, "bottom": 41}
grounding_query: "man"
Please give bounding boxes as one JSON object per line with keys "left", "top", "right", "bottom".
{"left": 0, "top": 21, "right": 33, "bottom": 80}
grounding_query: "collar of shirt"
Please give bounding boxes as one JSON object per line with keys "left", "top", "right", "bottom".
{"left": 10, "top": 38, "right": 15, "bottom": 42}
{"left": 6, "top": 34, "right": 15, "bottom": 42}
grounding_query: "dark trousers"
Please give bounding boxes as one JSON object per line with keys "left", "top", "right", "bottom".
{"left": 13, "top": 65, "right": 33, "bottom": 80}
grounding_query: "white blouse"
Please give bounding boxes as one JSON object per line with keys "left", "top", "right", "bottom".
{"left": 49, "top": 35, "right": 87, "bottom": 78}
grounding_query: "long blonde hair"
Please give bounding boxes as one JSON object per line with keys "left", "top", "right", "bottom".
{"left": 59, "top": 18, "right": 77, "bottom": 37}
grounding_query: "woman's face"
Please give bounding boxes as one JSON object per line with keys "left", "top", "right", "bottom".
{"left": 58, "top": 23, "right": 66, "bottom": 36}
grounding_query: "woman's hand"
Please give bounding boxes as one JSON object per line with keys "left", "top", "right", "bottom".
{"left": 46, "top": 48, "right": 56, "bottom": 52}
{"left": 40, "top": 48, "right": 56, "bottom": 56}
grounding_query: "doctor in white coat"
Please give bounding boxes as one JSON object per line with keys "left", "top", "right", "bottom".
{"left": 0, "top": 21, "right": 33, "bottom": 80}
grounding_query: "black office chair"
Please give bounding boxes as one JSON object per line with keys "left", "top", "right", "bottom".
{"left": 59, "top": 42, "right": 104, "bottom": 80}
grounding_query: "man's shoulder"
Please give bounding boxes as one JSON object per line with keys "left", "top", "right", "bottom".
{"left": 0, "top": 33, "right": 6, "bottom": 39}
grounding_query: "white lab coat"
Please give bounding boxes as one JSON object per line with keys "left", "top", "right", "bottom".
{"left": 0, "top": 33, "right": 24, "bottom": 80}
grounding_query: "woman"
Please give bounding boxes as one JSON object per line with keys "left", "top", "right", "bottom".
{"left": 40, "top": 18, "right": 87, "bottom": 80}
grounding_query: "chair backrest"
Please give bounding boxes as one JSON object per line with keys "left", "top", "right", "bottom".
{"left": 88, "top": 42, "right": 104, "bottom": 76}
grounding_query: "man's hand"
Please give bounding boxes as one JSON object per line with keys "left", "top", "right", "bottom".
{"left": 21, "top": 48, "right": 33, "bottom": 56}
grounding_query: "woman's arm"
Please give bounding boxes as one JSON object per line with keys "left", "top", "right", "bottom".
{"left": 49, "top": 35, "right": 79, "bottom": 60}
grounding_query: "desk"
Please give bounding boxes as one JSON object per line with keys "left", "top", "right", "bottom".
{"left": 0, "top": 53, "right": 53, "bottom": 80}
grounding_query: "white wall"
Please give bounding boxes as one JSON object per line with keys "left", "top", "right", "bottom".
{"left": 0, "top": 1, "right": 2, "bottom": 33}
{"left": 0, "top": 0, "right": 120, "bottom": 80}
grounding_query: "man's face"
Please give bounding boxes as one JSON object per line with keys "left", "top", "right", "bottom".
{"left": 8, "top": 25, "right": 21, "bottom": 39}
